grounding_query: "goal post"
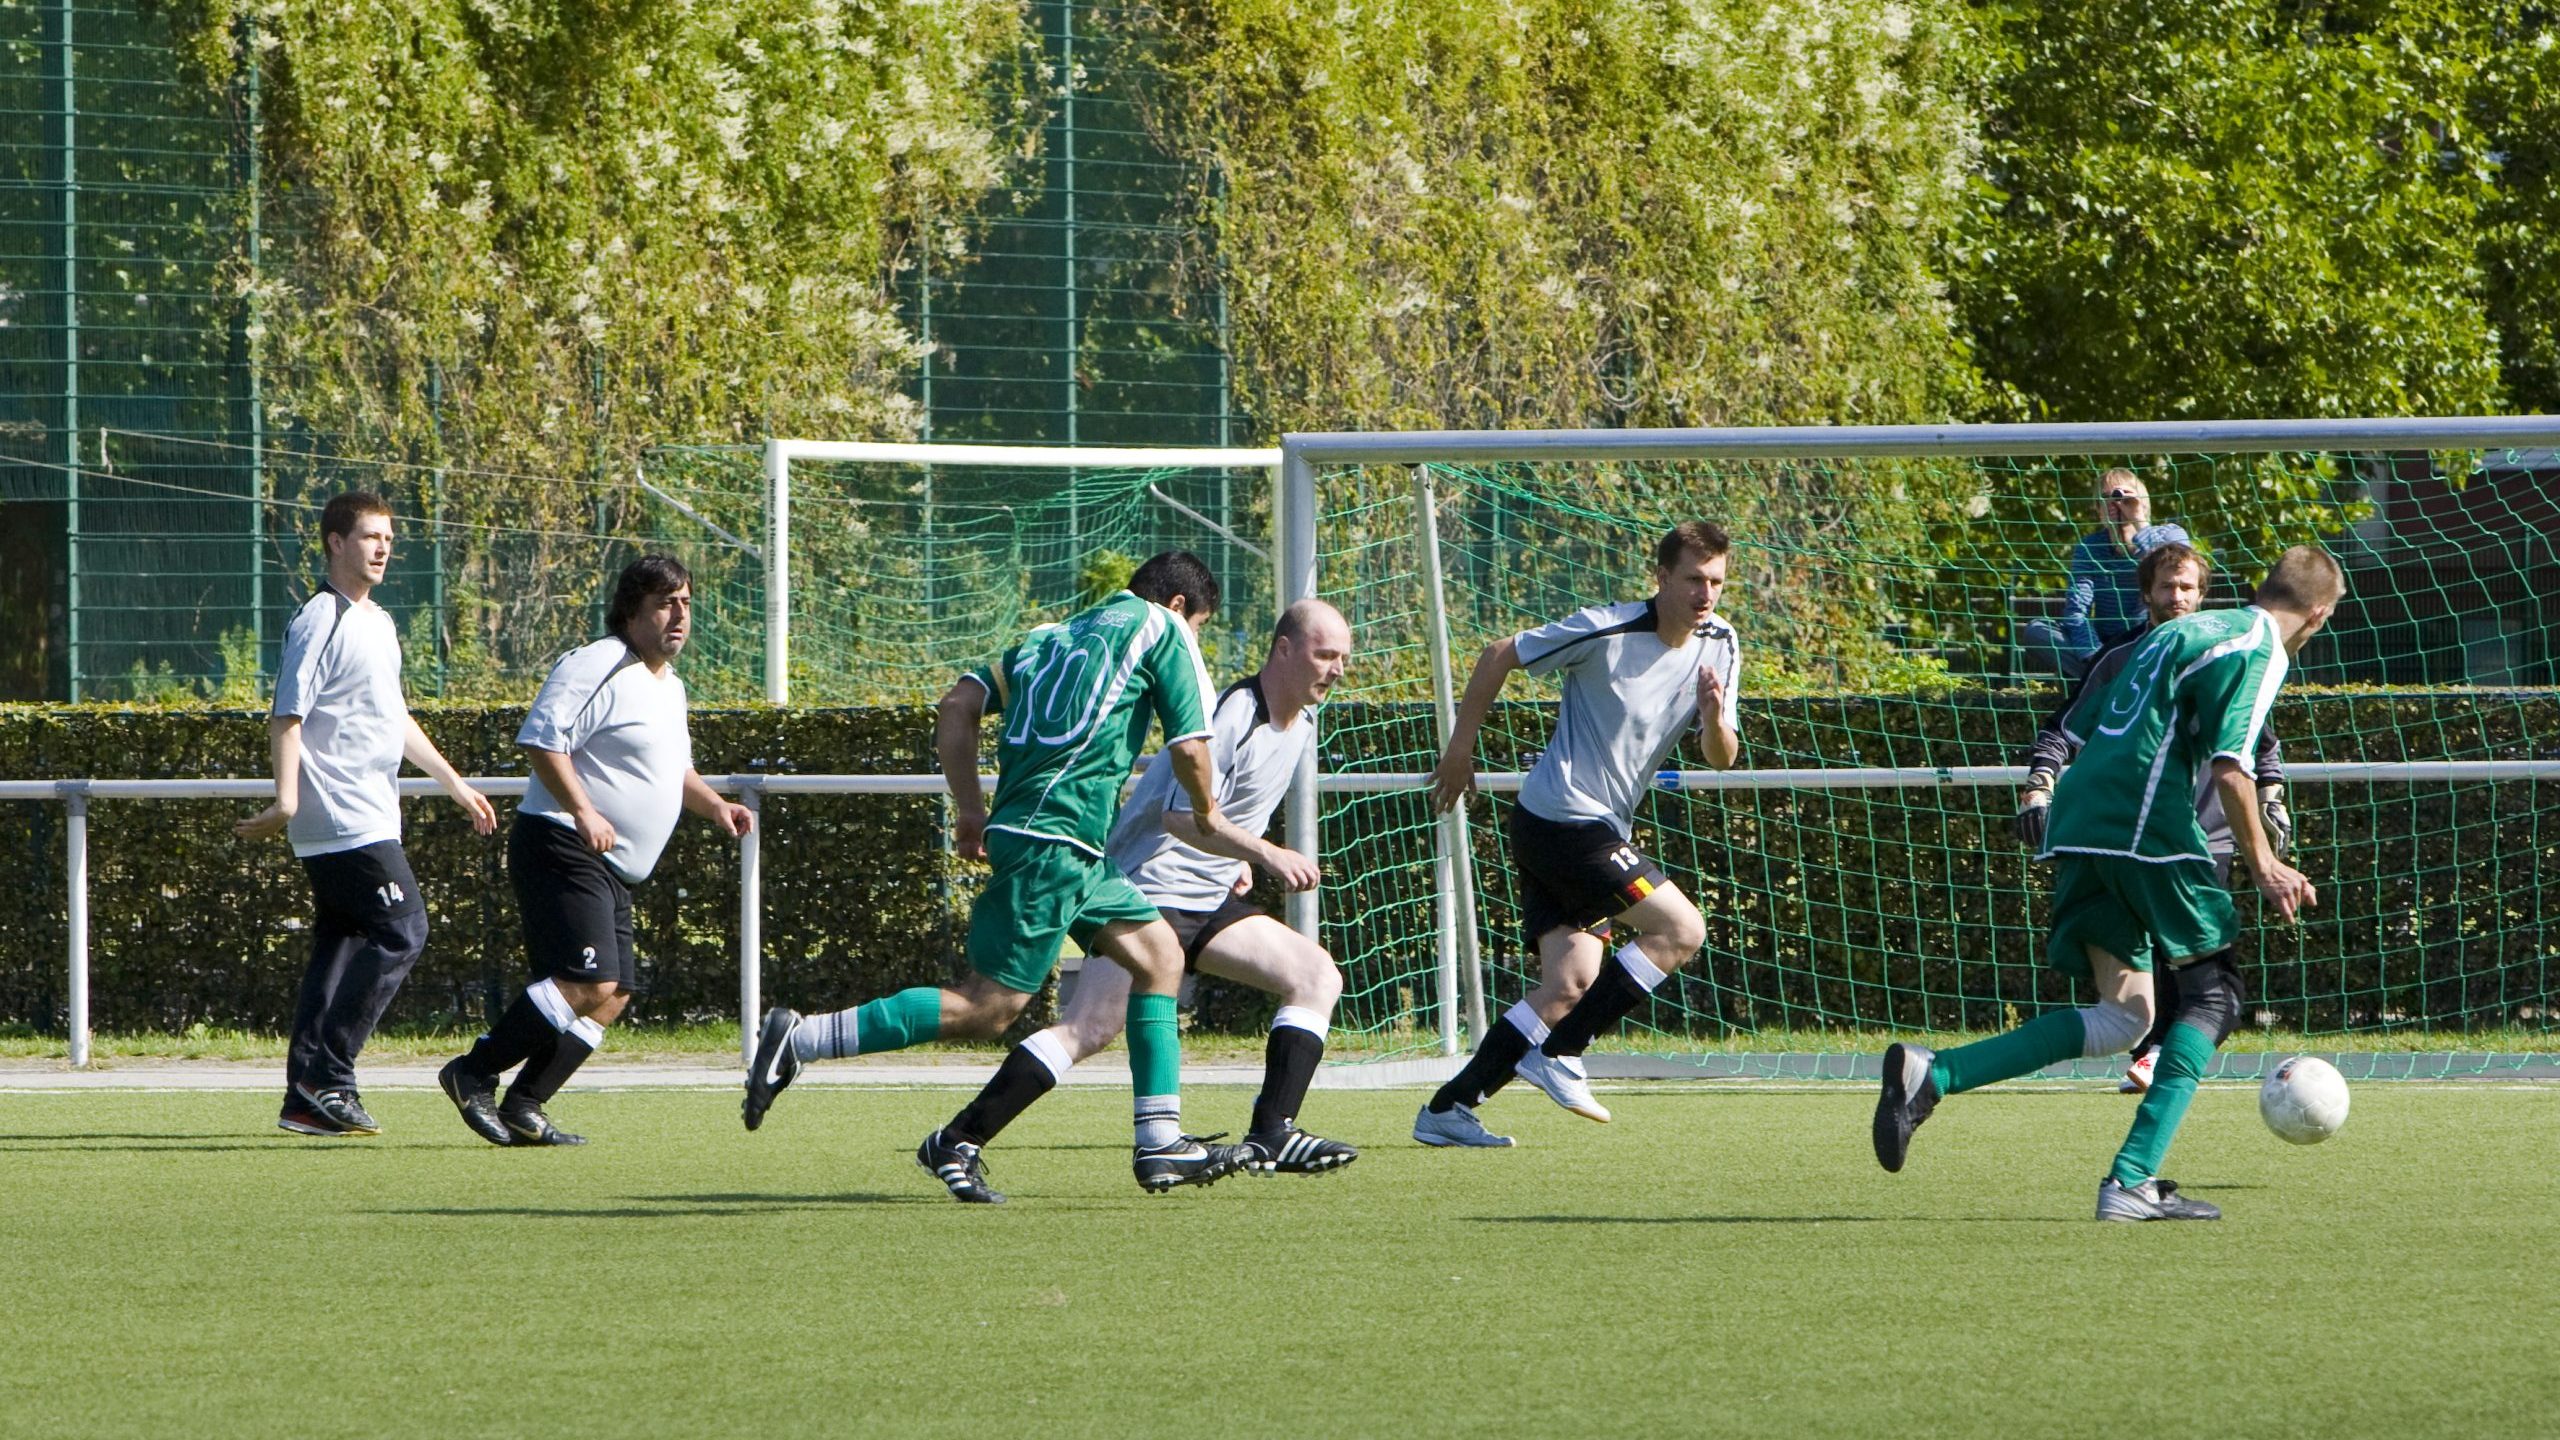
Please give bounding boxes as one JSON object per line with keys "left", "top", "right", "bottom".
{"left": 760, "top": 439, "right": 1283, "bottom": 705}
{"left": 1280, "top": 416, "right": 2560, "bottom": 1065}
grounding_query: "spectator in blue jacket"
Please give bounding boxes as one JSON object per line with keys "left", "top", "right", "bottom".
{"left": 2022, "top": 469, "right": 2158, "bottom": 679}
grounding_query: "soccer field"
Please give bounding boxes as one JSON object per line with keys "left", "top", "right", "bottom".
{"left": 3, "top": 1085, "right": 2552, "bottom": 1439}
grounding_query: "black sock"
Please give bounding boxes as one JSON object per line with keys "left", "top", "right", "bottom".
{"left": 1250, "top": 1025, "right": 1327, "bottom": 1136}
{"left": 461, "top": 991, "right": 558, "bottom": 1080}
{"left": 1542, "top": 957, "right": 1653, "bottom": 1058}
{"left": 945, "top": 1045, "right": 1060, "bottom": 1147}
{"left": 1427, "top": 1016, "right": 1535, "bottom": 1114}
{"left": 505, "top": 1025, "right": 597, "bottom": 1108}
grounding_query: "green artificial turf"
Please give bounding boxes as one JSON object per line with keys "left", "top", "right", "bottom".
{"left": 2, "top": 1085, "right": 2552, "bottom": 1439}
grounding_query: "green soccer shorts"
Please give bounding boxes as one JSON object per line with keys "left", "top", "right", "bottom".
{"left": 2044, "top": 853, "right": 2238, "bottom": 979}
{"left": 967, "top": 830, "right": 1163, "bottom": 993}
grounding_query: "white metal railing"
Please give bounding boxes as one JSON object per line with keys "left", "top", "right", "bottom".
{"left": 8, "top": 759, "right": 2557, "bottom": 1068}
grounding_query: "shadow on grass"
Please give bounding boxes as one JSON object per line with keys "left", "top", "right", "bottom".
{"left": 378, "top": 1192, "right": 948, "bottom": 1219}
{"left": 1472, "top": 1214, "right": 2082, "bottom": 1226}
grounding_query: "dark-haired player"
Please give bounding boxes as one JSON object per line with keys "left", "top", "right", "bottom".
{"left": 1415, "top": 521, "right": 1742, "bottom": 1147}
{"left": 1875, "top": 546, "right": 2342, "bottom": 1221}
{"left": 436, "top": 554, "right": 753, "bottom": 1146}
{"left": 239, "top": 490, "right": 495, "bottom": 1137}
{"left": 2012, "top": 531, "right": 2293, "bottom": 1093}
{"left": 744, "top": 551, "right": 1273, "bottom": 1198}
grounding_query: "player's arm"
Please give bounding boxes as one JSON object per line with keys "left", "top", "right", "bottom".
{"left": 2253, "top": 723, "right": 2292, "bottom": 858}
{"left": 525, "top": 745, "right": 614, "bottom": 854}
{"left": 401, "top": 715, "right": 497, "bottom": 835}
{"left": 681, "top": 767, "right": 752, "bottom": 838}
{"left": 2013, "top": 678, "right": 2083, "bottom": 851}
{"left": 2214, "top": 757, "right": 2313, "bottom": 921}
{"left": 1430, "top": 635, "right": 1520, "bottom": 811}
{"left": 1694, "top": 650, "right": 1740, "bottom": 770}
{"left": 235, "top": 715, "right": 304, "bottom": 841}
{"left": 1165, "top": 808, "right": 1320, "bottom": 892}
{"left": 937, "top": 675, "right": 993, "bottom": 860}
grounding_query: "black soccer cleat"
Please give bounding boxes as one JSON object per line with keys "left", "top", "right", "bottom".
{"left": 1240, "top": 1126, "right": 1360, "bottom": 1177}
{"left": 438, "top": 1058, "right": 513, "bottom": 1147}
{"left": 2096, "top": 1177, "right": 2221, "bottom": 1222}
{"left": 916, "top": 1128, "right": 1006, "bottom": 1204}
{"left": 499, "top": 1100, "right": 588, "bottom": 1147}
{"left": 1872, "top": 1042, "right": 1940, "bottom": 1174}
{"left": 741, "top": 1006, "right": 804, "bottom": 1132}
{"left": 1134, "top": 1133, "right": 1247, "bottom": 1194}
{"left": 277, "top": 1093, "right": 347, "bottom": 1137}
{"left": 316, "top": 1089, "right": 382, "bottom": 1136}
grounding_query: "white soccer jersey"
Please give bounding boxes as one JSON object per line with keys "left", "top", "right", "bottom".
{"left": 1514, "top": 599, "right": 1740, "bottom": 840}
{"left": 272, "top": 586, "right": 408, "bottom": 858}
{"left": 1107, "top": 676, "right": 1315, "bottom": 913}
{"left": 517, "top": 637, "right": 693, "bottom": 884}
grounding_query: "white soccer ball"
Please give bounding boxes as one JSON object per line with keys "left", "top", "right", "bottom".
{"left": 2258, "top": 1055, "right": 2349, "bottom": 1145}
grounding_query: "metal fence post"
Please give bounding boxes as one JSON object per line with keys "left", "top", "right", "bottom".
{"left": 1412, "top": 466, "right": 1484, "bottom": 1053}
{"left": 763, "top": 440, "right": 790, "bottom": 704}
{"left": 63, "top": 781, "right": 89, "bottom": 1068}
{"left": 1276, "top": 446, "right": 1319, "bottom": 945}
{"left": 737, "top": 779, "right": 763, "bottom": 1071}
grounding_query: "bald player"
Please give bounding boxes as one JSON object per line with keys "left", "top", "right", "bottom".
{"left": 920, "top": 600, "right": 1355, "bottom": 1198}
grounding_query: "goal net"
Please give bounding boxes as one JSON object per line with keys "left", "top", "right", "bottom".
{"left": 1284, "top": 421, "right": 2560, "bottom": 1069}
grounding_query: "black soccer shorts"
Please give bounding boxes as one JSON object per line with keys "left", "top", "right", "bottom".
{"left": 1506, "top": 801, "right": 1671, "bottom": 948}
{"left": 509, "top": 812, "right": 638, "bottom": 988}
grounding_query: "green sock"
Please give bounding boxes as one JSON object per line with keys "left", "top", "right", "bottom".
{"left": 1126, "top": 991, "right": 1180, "bottom": 1099}
{"left": 2110, "top": 1022, "right": 2216, "bottom": 1187}
{"left": 1929, "top": 1008, "right": 2086, "bottom": 1095}
{"left": 852, "top": 988, "right": 943, "bottom": 1055}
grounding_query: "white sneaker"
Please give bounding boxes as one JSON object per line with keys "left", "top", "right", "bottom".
{"left": 1412, "top": 1102, "right": 1516, "bottom": 1148}
{"left": 1515, "top": 1049, "right": 1611, "bottom": 1122}
{"left": 2119, "top": 1049, "right": 2157, "bottom": 1094}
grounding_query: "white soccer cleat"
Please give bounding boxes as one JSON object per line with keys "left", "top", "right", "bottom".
{"left": 2118, "top": 1049, "right": 2157, "bottom": 1094}
{"left": 1412, "top": 1102, "right": 1516, "bottom": 1148}
{"left": 1514, "top": 1049, "right": 1610, "bottom": 1123}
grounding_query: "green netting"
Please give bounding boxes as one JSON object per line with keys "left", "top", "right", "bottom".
{"left": 7, "top": 438, "right": 1272, "bottom": 704}
{"left": 1311, "top": 450, "right": 2560, "bottom": 1060}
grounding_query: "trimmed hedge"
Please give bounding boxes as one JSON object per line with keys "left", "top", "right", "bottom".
{"left": 2, "top": 691, "right": 2555, "bottom": 1038}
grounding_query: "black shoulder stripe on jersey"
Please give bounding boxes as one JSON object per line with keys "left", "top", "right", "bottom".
{"left": 1218, "top": 674, "right": 1272, "bottom": 742}
{"left": 313, "top": 584, "right": 357, "bottom": 667}
{"left": 1521, "top": 599, "right": 1657, "bottom": 666}
{"left": 561, "top": 642, "right": 647, "bottom": 744}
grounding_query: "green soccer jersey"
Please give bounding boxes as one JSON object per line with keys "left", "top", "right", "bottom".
{"left": 2046, "top": 605, "right": 2289, "bottom": 863}
{"left": 962, "top": 590, "right": 1214, "bottom": 856}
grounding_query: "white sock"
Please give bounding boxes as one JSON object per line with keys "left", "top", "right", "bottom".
{"left": 1272, "top": 1005, "right": 1330, "bottom": 1038}
{"left": 794, "top": 1008, "right": 857, "bottom": 1063}
{"left": 1503, "top": 999, "right": 1550, "bottom": 1047}
{"left": 525, "top": 977, "right": 575, "bottom": 1032}
{"left": 1615, "top": 942, "right": 1668, "bottom": 992}
{"left": 1023, "top": 1030, "right": 1075, "bottom": 1082}
{"left": 569, "top": 1016, "right": 606, "bottom": 1049}
{"left": 1134, "top": 1094, "right": 1181, "bottom": 1149}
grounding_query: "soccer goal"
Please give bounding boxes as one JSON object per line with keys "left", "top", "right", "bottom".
{"left": 1278, "top": 418, "right": 2560, "bottom": 1068}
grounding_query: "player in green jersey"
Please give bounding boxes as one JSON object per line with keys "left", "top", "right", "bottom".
{"left": 1872, "top": 545, "right": 2343, "bottom": 1222}
{"left": 742, "top": 552, "right": 1273, "bottom": 1197}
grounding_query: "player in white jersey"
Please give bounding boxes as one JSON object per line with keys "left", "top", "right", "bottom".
{"left": 920, "top": 601, "right": 1351, "bottom": 1198}
{"left": 1415, "top": 522, "right": 1742, "bottom": 1147}
{"left": 436, "top": 555, "right": 753, "bottom": 1146}
{"left": 237, "top": 491, "right": 495, "bottom": 1138}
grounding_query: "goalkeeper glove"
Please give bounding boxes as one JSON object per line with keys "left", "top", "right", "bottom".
{"left": 2259, "top": 784, "right": 2294, "bottom": 859}
{"left": 2013, "top": 771, "right": 2056, "bottom": 852}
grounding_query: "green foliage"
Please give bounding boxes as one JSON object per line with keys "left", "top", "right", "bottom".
{"left": 2477, "top": 15, "right": 2560, "bottom": 412}
{"left": 1074, "top": 548, "right": 1138, "bottom": 607}
{"left": 1959, "top": 0, "right": 2508, "bottom": 422}
{"left": 1136, "top": 0, "right": 1989, "bottom": 431}
{"left": 160, "top": 0, "right": 1037, "bottom": 681}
